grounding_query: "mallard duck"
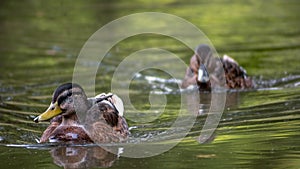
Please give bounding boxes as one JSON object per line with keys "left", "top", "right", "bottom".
{"left": 34, "top": 83, "right": 129, "bottom": 143}
{"left": 181, "top": 44, "right": 254, "bottom": 90}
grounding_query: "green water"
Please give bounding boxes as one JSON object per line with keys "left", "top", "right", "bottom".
{"left": 1, "top": 0, "right": 300, "bottom": 169}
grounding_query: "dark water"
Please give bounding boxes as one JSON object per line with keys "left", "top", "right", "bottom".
{"left": 1, "top": 0, "right": 300, "bottom": 169}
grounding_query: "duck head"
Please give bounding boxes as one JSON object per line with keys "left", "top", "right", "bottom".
{"left": 34, "top": 83, "right": 89, "bottom": 123}
{"left": 194, "top": 44, "right": 212, "bottom": 84}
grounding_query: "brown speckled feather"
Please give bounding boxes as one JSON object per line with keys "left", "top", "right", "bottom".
{"left": 99, "top": 102, "right": 119, "bottom": 127}
{"left": 222, "top": 57, "right": 253, "bottom": 88}
{"left": 84, "top": 102, "right": 129, "bottom": 143}
{"left": 39, "top": 115, "right": 62, "bottom": 143}
{"left": 39, "top": 115, "right": 93, "bottom": 143}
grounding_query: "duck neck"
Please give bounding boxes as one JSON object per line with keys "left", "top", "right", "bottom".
{"left": 61, "top": 113, "right": 79, "bottom": 126}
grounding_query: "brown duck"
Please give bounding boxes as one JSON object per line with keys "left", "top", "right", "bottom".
{"left": 34, "top": 83, "right": 129, "bottom": 143}
{"left": 181, "top": 44, "right": 254, "bottom": 90}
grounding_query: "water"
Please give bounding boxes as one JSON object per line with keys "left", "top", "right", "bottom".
{"left": 1, "top": 0, "right": 300, "bottom": 168}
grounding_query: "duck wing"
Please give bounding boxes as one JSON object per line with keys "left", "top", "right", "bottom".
{"left": 84, "top": 94, "right": 129, "bottom": 143}
{"left": 222, "top": 55, "right": 253, "bottom": 88}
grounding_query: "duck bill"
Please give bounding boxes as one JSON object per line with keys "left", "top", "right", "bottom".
{"left": 197, "top": 64, "right": 210, "bottom": 83}
{"left": 34, "top": 102, "right": 62, "bottom": 123}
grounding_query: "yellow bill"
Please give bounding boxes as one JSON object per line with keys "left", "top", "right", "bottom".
{"left": 34, "top": 102, "right": 62, "bottom": 123}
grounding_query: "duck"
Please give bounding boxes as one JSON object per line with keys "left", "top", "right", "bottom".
{"left": 33, "top": 83, "right": 130, "bottom": 143}
{"left": 181, "top": 44, "right": 254, "bottom": 90}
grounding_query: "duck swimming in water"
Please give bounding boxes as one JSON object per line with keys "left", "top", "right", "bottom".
{"left": 181, "top": 44, "right": 254, "bottom": 90}
{"left": 34, "top": 83, "right": 129, "bottom": 143}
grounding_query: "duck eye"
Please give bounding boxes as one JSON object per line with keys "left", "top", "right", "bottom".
{"left": 50, "top": 107, "right": 55, "bottom": 111}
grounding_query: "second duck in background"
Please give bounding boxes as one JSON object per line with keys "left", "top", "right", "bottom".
{"left": 181, "top": 44, "right": 254, "bottom": 90}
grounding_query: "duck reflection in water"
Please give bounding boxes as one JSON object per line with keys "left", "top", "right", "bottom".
{"left": 50, "top": 145, "right": 122, "bottom": 169}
